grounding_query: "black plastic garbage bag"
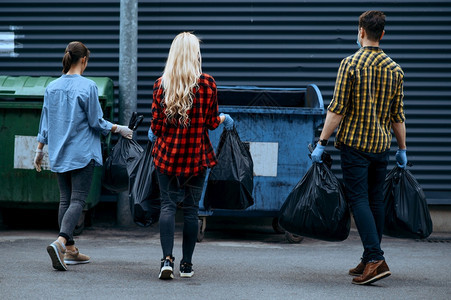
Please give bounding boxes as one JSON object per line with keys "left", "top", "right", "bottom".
{"left": 103, "top": 113, "right": 144, "bottom": 193}
{"left": 383, "top": 166, "right": 433, "bottom": 239}
{"left": 205, "top": 127, "right": 254, "bottom": 210}
{"left": 129, "top": 141, "right": 160, "bottom": 227}
{"left": 278, "top": 160, "right": 350, "bottom": 242}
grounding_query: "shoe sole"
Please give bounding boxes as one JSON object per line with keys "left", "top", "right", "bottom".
{"left": 180, "top": 271, "right": 194, "bottom": 278}
{"left": 352, "top": 271, "right": 391, "bottom": 285}
{"left": 64, "top": 260, "right": 90, "bottom": 265}
{"left": 159, "top": 266, "right": 174, "bottom": 280}
{"left": 47, "top": 244, "right": 67, "bottom": 271}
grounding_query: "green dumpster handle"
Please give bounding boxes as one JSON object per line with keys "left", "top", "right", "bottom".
{"left": 0, "top": 101, "right": 42, "bottom": 109}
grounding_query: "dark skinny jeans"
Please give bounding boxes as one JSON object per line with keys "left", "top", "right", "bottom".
{"left": 340, "top": 145, "right": 389, "bottom": 263}
{"left": 156, "top": 169, "right": 206, "bottom": 265}
{"left": 56, "top": 160, "right": 94, "bottom": 245}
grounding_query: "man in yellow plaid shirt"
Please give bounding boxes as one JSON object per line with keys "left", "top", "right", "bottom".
{"left": 311, "top": 10, "right": 407, "bottom": 285}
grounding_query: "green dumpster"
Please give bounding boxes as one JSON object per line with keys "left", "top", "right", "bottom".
{"left": 0, "top": 76, "right": 114, "bottom": 229}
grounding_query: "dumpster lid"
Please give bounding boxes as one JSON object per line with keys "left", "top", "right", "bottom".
{"left": 217, "top": 84, "right": 323, "bottom": 109}
{"left": 0, "top": 76, "right": 55, "bottom": 98}
{"left": 0, "top": 76, "right": 113, "bottom": 104}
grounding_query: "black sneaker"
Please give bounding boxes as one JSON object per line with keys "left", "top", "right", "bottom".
{"left": 158, "top": 257, "right": 174, "bottom": 280}
{"left": 180, "top": 262, "right": 194, "bottom": 278}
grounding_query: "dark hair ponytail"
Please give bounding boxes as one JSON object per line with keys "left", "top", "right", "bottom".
{"left": 62, "top": 41, "right": 90, "bottom": 74}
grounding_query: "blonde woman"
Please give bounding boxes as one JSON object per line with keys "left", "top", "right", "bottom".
{"left": 149, "top": 32, "right": 233, "bottom": 279}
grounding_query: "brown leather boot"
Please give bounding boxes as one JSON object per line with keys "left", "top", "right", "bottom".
{"left": 352, "top": 260, "right": 391, "bottom": 285}
{"left": 349, "top": 261, "right": 366, "bottom": 276}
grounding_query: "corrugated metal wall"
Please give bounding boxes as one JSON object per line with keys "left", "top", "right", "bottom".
{"left": 1, "top": 0, "right": 450, "bottom": 203}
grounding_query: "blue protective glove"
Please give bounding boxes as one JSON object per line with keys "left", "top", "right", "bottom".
{"left": 148, "top": 127, "right": 157, "bottom": 142}
{"left": 311, "top": 144, "right": 325, "bottom": 163}
{"left": 396, "top": 149, "right": 407, "bottom": 169}
{"left": 220, "top": 113, "right": 234, "bottom": 130}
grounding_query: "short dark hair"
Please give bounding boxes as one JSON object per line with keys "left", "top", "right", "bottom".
{"left": 359, "top": 11, "right": 386, "bottom": 42}
{"left": 62, "top": 41, "right": 90, "bottom": 74}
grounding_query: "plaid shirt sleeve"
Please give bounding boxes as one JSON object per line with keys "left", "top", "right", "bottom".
{"left": 150, "top": 78, "right": 164, "bottom": 137}
{"left": 390, "top": 70, "right": 406, "bottom": 123}
{"left": 204, "top": 77, "right": 221, "bottom": 130}
{"left": 328, "top": 58, "right": 354, "bottom": 115}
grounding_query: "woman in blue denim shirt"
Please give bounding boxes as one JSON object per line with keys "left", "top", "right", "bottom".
{"left": 34, "top": 41, "right": 133, "bottom": 271}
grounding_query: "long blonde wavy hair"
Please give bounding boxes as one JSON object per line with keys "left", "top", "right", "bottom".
{"left": 161, "top": 32, "right": 202, "bottom": 127}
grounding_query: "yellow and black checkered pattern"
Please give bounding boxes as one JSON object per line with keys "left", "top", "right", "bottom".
{"left": 328, "top": 46, "right": 405, "bottom": 153}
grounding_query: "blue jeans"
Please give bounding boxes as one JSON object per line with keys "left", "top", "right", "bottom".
{"left": 340, "top": 145, "right": 388, "bottom": 263}
{"left": 156, "top": 170, "right": 206, "bottom": 264}
{"left": 56, "top": 160, "right": 94, "bottom": 245}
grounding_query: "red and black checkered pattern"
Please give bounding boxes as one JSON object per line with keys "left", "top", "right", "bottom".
{"left": 151, "top": 73, "right": 221, "bottom": 177}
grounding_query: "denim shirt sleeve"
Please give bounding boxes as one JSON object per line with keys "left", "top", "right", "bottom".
{"left": 84, "top": 84, "right": 113, "bottom": 135}
{"left": 37, "top": 89, "right": 49, "bottom": 144}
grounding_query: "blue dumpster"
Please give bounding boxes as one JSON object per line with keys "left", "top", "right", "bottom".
{"left": 197, "top": 84, "right": 325, "bottom": 241}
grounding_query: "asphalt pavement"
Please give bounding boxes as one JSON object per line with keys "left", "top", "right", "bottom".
{"left": 1, "top": 211, "right": 450, "bottom": 300}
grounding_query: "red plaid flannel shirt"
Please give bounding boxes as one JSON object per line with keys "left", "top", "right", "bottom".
{"left": 151, "top": 73, "right": 221, "bottom": 176}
